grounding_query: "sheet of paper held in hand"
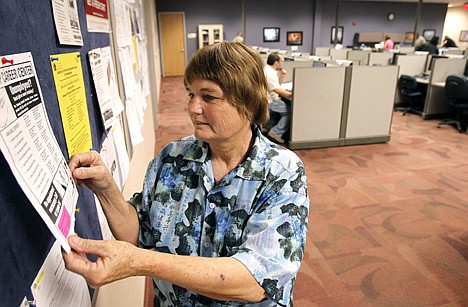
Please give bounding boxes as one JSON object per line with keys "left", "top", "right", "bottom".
{"left": 31, "top": 241, "right": 92, "bottom": 307}
{"left": 0, "top": 52, "right": 78, "bottom": 253}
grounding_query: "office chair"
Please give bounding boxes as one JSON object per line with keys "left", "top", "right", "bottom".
{"left": 394, "top": 74, "right": 424, "bottom": 116}
{"left": 437, "top": 74, "right": 468, "bottom": 133}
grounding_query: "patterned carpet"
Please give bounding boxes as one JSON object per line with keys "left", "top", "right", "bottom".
{"left": 155, "top": 76, "right": 468, "bottom": 306}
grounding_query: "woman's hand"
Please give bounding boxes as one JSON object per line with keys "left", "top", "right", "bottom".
{"left": 62, "top": 235, "right": 139, "bottom": 288}
{"left": 68, "top": 151, "right": 115, "bottom": 193}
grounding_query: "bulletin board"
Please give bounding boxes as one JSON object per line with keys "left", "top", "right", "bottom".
{"left": 0, "top": 1, "right": 109, "bottom": 305}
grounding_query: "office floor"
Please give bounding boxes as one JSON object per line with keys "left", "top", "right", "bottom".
{"left": 154, "top": 76, "right": 468, "bottom": 306}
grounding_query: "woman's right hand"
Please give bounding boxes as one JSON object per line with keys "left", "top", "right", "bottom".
{"left": 68, "top": 151, "right": 114, "bottom": 193}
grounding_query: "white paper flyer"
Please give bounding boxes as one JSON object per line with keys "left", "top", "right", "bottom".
{"left": 0, "top": 52, "right": 78, "bottom": 253}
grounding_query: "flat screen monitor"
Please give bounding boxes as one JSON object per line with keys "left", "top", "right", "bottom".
{"left": 263, "top": 27, "right": 280, "bottom": 43}
{"left": 312, "top": 61, "right": 327, "bottom": 67}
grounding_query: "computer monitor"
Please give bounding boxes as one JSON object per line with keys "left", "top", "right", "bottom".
{"left": 312, "top": 61, "right": 327, "bottom": 68}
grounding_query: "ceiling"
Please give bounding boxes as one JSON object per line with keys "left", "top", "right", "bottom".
{"left": 345, "top": 0, "right": 467, "bottom": 6}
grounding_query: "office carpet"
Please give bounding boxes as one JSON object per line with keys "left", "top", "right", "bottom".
{"left": 154, "top": 76, "right": 468, "bottom": 306}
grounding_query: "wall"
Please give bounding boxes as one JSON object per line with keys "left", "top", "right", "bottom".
{"left": 94, "top": 0, "right": 162, "bottom": 305}
{"left": 156, "top": 0, "right": 243, "bottom": 58}
{"left": 244, "top": 0, "right": 315, "bottom": 52}
{"left": 314, "top": 1, "right": 447, "bottom": 47}
{"left": 93, "top": 92, "right": 155, "bottom": 307}
{"left": 156, "top": 0, "right": 448, "bottom": 57}
{"left": 443, "top": 5, "right": 468, "bottom": 49}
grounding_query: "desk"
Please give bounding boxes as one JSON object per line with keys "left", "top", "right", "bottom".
{"left": 421, "top": 81, "right": 449, "bottom": 119}
{"left": 281, "top": 82, "right": 293, "bottom": 92}
{"left": 415, "top": 76, "right": 429, "bottom": 84}
{"left": 414, "top": 58, "right": 467, "bottom": 119}
{"left": 414, "top": 77, "right": 448, "bottom": 119}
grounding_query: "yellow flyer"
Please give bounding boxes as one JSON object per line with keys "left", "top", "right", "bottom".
{"left": 50, "top": 52, "right": 92, "bottom": 157}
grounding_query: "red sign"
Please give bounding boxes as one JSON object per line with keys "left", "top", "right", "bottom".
{"left": 85, "top": 0, "right": 108, "bottom": 19}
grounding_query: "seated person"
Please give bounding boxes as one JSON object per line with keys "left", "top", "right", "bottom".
{"left": 442, "top": 35, "right": 457, "bottom": 48}
{"left": 413, "top": 33, "right": 426, "bottom": 49}
{"left": 263, "top": 52, "right": 293, "bottom": 144}
{"left": 416, "top": 36, "right": 439, "bottom": 55}
{"left": 383, "top": 35, "right": 394, "bottom": 51}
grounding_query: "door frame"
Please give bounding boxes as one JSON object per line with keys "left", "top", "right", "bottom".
{"left": 158, "top": 12, "right": 187, "bottom": 76}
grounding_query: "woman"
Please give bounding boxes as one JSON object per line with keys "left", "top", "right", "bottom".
{"left": 63, "top": 42, "right": 309, "bottom": 306}
{"left": 383, "top": 35, "right": 394, "bottom": 51}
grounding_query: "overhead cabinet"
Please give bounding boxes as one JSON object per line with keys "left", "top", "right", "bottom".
{"left": 198, "top": 24, "right": 223, "bottom": 48}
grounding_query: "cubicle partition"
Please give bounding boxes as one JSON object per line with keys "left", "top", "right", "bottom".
{"left": 290, "top": 67, "right": 347, "bottom": 148}
{"left": 368, "top": 52, "right": 394, "bottom": 66}
{"left": 345, "top": 65, "right": 399, "bottom": 145}
{"left": 383, "top": 32, "right": 406, "bottom": 44}
{"left": 355, "top": 32, "right": 385, "bottom": 44}
{"left": 330, "top": 48, "right": 351, "bottom": 61}
{"left": 398, "top": 46, "right": 415, "bottom": 53}
{"left": 422, "top": 58, "right": 468, "bottom": 119}
{"left": 393, "top": 53, "right": 428, "bottom": 103}
{"left": 289, "top": 65, "right": 399, "bottom": 149}
{"left": 314, "top": 47, "right": 331, "bottom": 56}
{"left": 282, "top": 60, "right": 313, "bottom": 83}
{"left": 347, "top": 50, "right": 371, "bottom": 65}
{"left": 395, "top": 54, "right": 428, "bottom": 76}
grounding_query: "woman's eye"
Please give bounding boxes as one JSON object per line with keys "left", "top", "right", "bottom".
{"left": 187, "top": 93, "right": 195, "bottom": 99}
{"left": 202, "top": 95, "right": 216, "bottom": 102}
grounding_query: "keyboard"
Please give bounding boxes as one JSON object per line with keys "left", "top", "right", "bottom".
{"left": 416, "top": 73, "right": 429, "bottom": 80}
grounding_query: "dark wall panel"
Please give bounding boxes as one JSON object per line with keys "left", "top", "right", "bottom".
{"left": 0, "top": 1, "right": 108, "bottom": 305}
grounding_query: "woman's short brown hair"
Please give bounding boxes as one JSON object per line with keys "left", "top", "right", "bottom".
{"left": 184, "top": 42, "right": 269, "bottom": 126}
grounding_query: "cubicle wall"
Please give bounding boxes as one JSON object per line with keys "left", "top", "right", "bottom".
{"left": 345, "top": 65, "right": 399, "bottom": 144}
{"left": 347, "top": 50, "right": 371, "bottom": 65}
{"left": 330, "top": 48, "right": 351, "bottom": 61}
{"left": 398, "top": 46, "right": 415, "bottom": 53}
{"left": 290, "top": 65, "right": 399, "bottom": 149}
{"left": 313, "top": 47, "right": 396, "bottom": 66}
{"left": 282, "top": 60, "right": 313, "bottom": 83}
{"left": 314, "top": 47, "right": 331, "bottom": 56}
{"left": 368, "top": 52, "right": 394, "bottom": 66}
{"left": 422, "top": 58, "right": 468, "bottom": 118}
{"left": 393, "top": 54, "right": 428, "bottom": 103}
{"left": 395, "top": 54, "right": 428, "bottom": 76}
{"left": 290, "top": 67, "right": 346, "bottom": 148}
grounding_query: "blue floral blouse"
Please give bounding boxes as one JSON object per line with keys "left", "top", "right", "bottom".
{"left": 129, "top": 125, "right": 309, "bottom": 306}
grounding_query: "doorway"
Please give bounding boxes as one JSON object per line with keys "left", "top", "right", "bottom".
{"left": 159, "top": 12, "right": 187, "bottom": 76}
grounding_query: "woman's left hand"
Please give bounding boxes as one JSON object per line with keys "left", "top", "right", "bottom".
{"left": 62, "top": 235, "right": 139, "bottom": 288}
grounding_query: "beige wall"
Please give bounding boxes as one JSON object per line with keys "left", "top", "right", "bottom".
{"left": 94, "top": 0, "right": 161, "bottom": 305}
{"left": 94, "top": 80, "right": 157, "bottom": 307}
{"left": 443, "top": 6, "right": 468, "bottom": 49}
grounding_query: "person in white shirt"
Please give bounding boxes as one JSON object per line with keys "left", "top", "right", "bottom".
{"left": 232, "top": 32, "right": 244, "bottom": 43}
{"left": 263, "top": 52, "right": 293, "bottom": 144}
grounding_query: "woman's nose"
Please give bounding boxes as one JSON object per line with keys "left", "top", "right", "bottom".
{"left": 188, "top": 96, "right": 203, "bottom": 114}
